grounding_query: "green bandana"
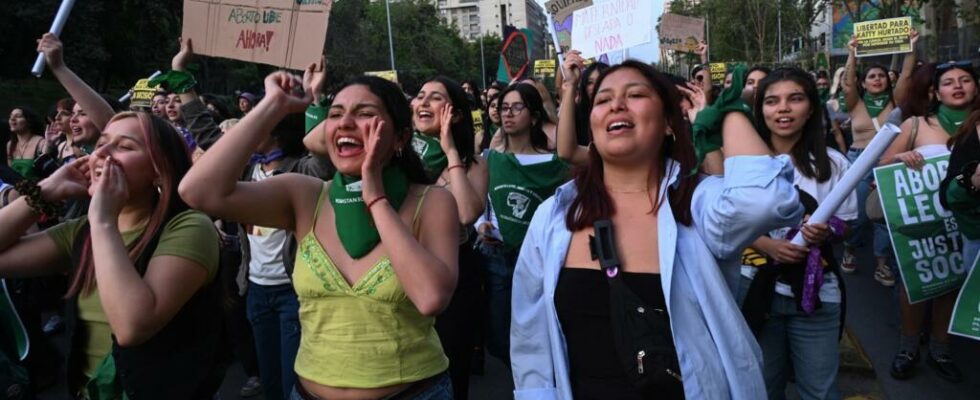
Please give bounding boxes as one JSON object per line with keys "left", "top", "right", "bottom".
{"left": 305, "top": 103, "right": 327, "bottom": 136}
{"left": 411, "top": 132, "right": 448, "bottom": 179}
{"left": 837, "top": 91, "right": 848, "bottom": 113}
{"left": 862, "top": 92, "right": 891, "bottom": 118}
{"left": 936, "top": 105, "right": 970, "bottom": 136}
{"left": 148, "top": 70, "right": 197, "bottom": 94}
{"left": 818, "top": 88, "right": 831, "bottom": 105}
{"left": 329, "top": 167, "right": 410, "bottom": 259}
{"left": 487, "top": 151, "right": 569, "bottom": 251}
{"left": 690, "top": 64, "right": 753, "bottom": 175}
{"left": 85, "top": 353, "right": 123, "bottom": 400}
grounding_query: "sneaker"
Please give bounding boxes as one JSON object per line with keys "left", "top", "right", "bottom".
{"left": 874, "top": 263, "right": 895, "bottom": 287}
{"left": 927, "top": 354, "right": 963, "bottom": 383}
{"left": 841, "top": 248, "right": 858, "bottom": 273}
{"left": 240, "top": 376, "right": 262, "bottom": 398}
{"left": 890, "top": 351, "right": 918, "bottom": 380}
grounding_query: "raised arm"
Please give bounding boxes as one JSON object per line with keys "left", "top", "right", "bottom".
{"left": 697, "top": 41, "right": 713, "bottom": 104}
{"left": 0, "top": 158, "right": 91, "bottom": 277}
{"left": 844, "top": 36, "right": 861, "bottom": 113}
{"left": 170, "top": 38, "right": 223, "bottom": 150}
{"left": 556, "top": 50, "right": 590, "bottom": 166}
{"left": 179, "top": 72, "right": 318, "bottom": 231}
{"left": 37, "top": 33, "right": 114, "bottom": 130}
{"left": 892, "top": 29, "right": 919, "bottom": 106}
{"left": 439, "top": 105, "right": 489, "bottom": 224}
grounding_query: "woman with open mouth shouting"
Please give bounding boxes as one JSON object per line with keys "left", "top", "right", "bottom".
{"left": 180, "top": 70, "right": 459, "bottom": 400}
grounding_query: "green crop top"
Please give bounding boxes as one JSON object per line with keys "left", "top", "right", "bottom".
{"left": 292, "top": 184, "right": 448, "bottom": 388}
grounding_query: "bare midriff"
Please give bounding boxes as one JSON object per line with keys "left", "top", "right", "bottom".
{"left": 298, "top": 377, "right": 413, "bottom": 400}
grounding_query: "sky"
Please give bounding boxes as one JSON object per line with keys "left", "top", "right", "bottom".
{"left": 533, "top": 0, "right": 665, "bottom": 64}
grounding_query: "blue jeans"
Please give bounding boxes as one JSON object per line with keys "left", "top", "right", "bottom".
{"left": 289, "top": 372, "right": 453, "bottom": 400}
{"left": 845, "top": 148, "right": 894, "bottom": 260}
{"left": 758, "top": 296, "right": 842, "bottom": 400}
{"left": 477, "top": 241, "right": 518, "bottom": 366}
{"left": 247, "top": 282, "right": 302, "bottom": 400}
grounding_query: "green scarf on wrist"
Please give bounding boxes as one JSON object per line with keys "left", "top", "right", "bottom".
{"left": 690, "top": 64, "right": 753, "bottom": 175}
{"left": 328, "top": 167, "right": 410, "bottom": 259}
{"left": 305, "top": 103, "right": 327, "bottom": 136}
{"left": 936, "top": 105, "right": 970, "bottom": 136}
{"left": 411, "top": 131, "right": 448, "bottom": 179}
{"left": 862, "top": 92, "right": 891, "bottom": 118}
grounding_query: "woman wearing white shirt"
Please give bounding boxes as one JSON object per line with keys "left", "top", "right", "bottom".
{"left": 510, "top": 60, "right": 803, "bottom": 399}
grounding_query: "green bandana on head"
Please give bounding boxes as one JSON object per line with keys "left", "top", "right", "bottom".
{"left": 936, "top": 105, "right": 970, "bottom": 136}
{"left": 329, "top": 167, "right": 410, "bottom": 259}
{"left": 690, "top": 64, "right": 753, "bottom": 175}
{"left": 862, "top": 92, "right": 891, "bottom": 118}
{"left": 305, "top": 103, "right": 327, "bottom": 136}
{"left": 411, "top": 132, "right": 448, "bottom": 179}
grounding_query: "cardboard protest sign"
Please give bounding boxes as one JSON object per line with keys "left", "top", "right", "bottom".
{"left": 471, "top": 109, "right": 485, "bottom": 140}
{"left": 949, "top": 253, "right": 980, "bottom": 341}
{"left": 181, "top": 0, "right": 332, "bottom": 70}
{"left": 571, "top": 0, "right": 654, "bottom": 60}
{"left": 874, "top": 154, "right": 968, "bottom": 304}
{"left": 534, "top": 59, "right": 556, "bottom": 78}
{"left": 499, "top": 27, "right": 532, "bottom": 81}
{"left": 854, "top": 16, "right": 912, "bottom": 58}
{"left": 658, "top": 12, "right": 704, "bottom": 53}
{"left": 365, "top": 70, "right": 398, "bottom": 83}
{"left": 544, "top": 0, "right": 593, "bottom": 54}
{"left": 130, "top": 78, "right": 161, "bottom": 108}
{"left": 709, "top": 63, "right": 726, "bottom": 81}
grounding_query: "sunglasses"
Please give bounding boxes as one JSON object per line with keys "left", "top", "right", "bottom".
{"left": 936, "top": 60, "right": 973, "bottom": 72}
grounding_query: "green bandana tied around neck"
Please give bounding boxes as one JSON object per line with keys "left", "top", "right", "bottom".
{"left": 936, "top": 105, "right": 970, "bottom": 136}
{"left": 818, "top": 88, "right": 831, "bottom": 105}
{"left": 862, "top": 92, "right": 891, "bottom": 118}
{"left": 411, "top": 132, "right": 448, "bottom": 179}
{"left": 837, "top": 91, "right": 848, "bottom": 113}
{"left": 305, "top": 103, "right": 327, "bottom": 135}
{"left": 690, "top": 64, "right": 753, "bottom": 175}
{"left": 148, "top": 70, "right": 197, "bottom": 94}
{"left": 329, "top": 167, "right": 410, "bottom": 259}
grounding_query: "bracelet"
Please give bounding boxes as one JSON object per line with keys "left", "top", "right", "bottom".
{"left": 14, "top": 180, "right": 62, "bottom": 218}
{"left": 366, "top": 196, "right": 388, "bottom": 210}
{"left": 446, "top": 164, "right": 465, "bottom": 173}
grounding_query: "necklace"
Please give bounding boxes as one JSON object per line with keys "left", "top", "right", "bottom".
{"left": 607, "top": 187, "right": 649, "bottom": 194}
{"left": 14, "top": 137, "right": 37, "bottom": 159}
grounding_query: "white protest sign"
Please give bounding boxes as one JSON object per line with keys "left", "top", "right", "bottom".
{"left": 571, "top": 0, "right": 653, "bottom": 59}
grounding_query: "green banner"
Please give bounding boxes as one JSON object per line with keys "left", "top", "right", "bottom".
{"left": 874, "top": 154, "right": 968, "bottom": 304}
{"left": 950, "top": 254, "right": 980, "bottom": 341}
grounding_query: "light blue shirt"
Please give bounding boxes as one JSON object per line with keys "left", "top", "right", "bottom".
{"left": 510, "top": 155, "right": 804, "bottom": 400}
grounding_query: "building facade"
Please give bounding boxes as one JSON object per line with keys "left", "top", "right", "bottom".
{"left": 437, "top": 0, "right": 550, "bottom": 61}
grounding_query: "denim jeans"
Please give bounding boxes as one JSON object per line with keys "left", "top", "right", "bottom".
{"left": 757, "top": 295, "right": 842, "bottom": 400}
{"left": 477, "top": 241, "right": 518, "bottom": 366}
{"left": 247, "top": 282, "right": 302, "bottom": 400}
{"left": 289, "top": 371, "right": 453, "bottom": 400}
{"left": 845, "top": 148, "right": 894, "bottom": 260}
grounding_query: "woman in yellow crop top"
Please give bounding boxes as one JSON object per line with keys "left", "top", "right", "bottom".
{"left": 180, "top": 66, "right": 459, "bottom": 399}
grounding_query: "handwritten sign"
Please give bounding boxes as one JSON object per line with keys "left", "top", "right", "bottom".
{"left": 854, "top": 16, "right": 912, "bottom": 57}
{"left": 130, "top": 78, "right": 161, "bottom": 108}
{"left": 544, "top": 0, "right": 593, "bottom": 54}
{"left": 658, "top": 12, "right": 704, "bottom": 53}
{"left": 366, "top": 70, "right": 398, "bottom": 83}
{"left": 181, "top": 0, "right": 332, "bottom": 70}
{"left": 570, "top": 0, "right": 653, "bottom": 59}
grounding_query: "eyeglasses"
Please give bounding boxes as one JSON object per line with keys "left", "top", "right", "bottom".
{"left": 693, "top": 75, "right": 704, "bottom": 82}
{"left": 500, "top": 103, "right": 527, "bottom": 115}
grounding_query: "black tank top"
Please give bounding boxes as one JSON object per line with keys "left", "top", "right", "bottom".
{"left": 555, "top": 268, "right": 683, "bottom": 400}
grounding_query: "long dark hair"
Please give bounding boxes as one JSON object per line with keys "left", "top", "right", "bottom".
{"left": 331, "top": 75, "right": 432, "bottom": 184}
{"left": 858, "top": 64, "right": 894, "bottom": 100}
{"left": 575, "top": 62, "right": 610, "bottom": 145}
{"left": 898, "top": 63, "right": 936, "bottom": 120}
{"left": 497, "top": 83, "right": 550, "bottom": 153}
{"left": 425, "top": 76, "right": 476, "bottom": 167}
{"left": 566, "top": 60, "right": 698, "bottom": 230}
{"left": 931, "top": 64, "right": 978, "bottom": 116}
{"left": 753, "top": 67, "right": 832, "bottom": 182}
{"left": 7, "top": 106, "right": 45, "bottom": 161}
{"left": 68, "top": 112, "right": 193, "bottom": 297}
